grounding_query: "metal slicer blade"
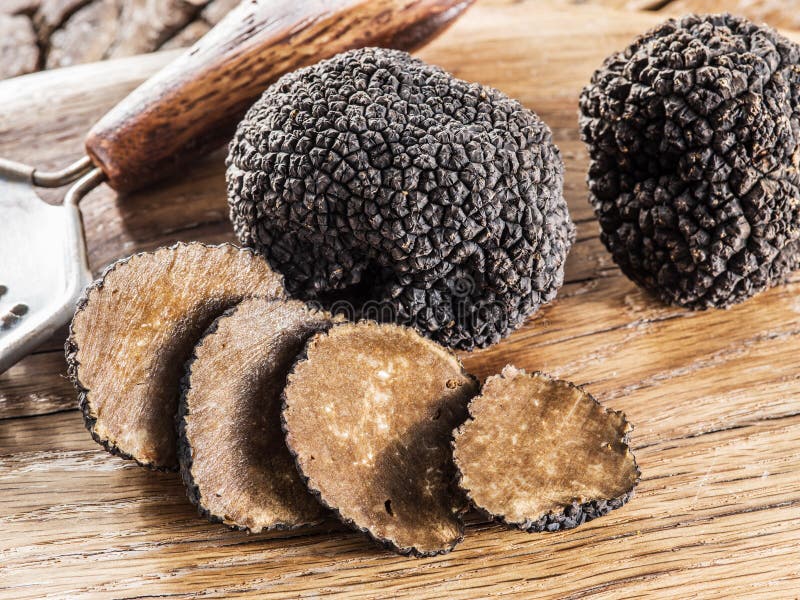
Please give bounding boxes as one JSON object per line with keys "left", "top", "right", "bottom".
{"left": 0, "top": 158, "right": 103, "bottom": 373}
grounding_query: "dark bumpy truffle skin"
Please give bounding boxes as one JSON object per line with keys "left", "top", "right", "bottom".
{"left": 580, "top": 14, "right": 800, "bottom": 309}
{"left": 227, "top": 47, "right": 573, "bottom": 350}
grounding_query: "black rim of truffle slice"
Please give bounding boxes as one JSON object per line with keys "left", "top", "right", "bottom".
{"left": 453, "top": 366, "right": 640, "bottom": 532}
{"left": 179, "top": 298, "right": 336, "bottom": 532}
{"left": 66, "top": 242, "right": 284, "bottom": 470}
{"left": 227, "top": 47, "right": 574, "bottom": 350}
{"left": 281, "top": 321, "right": 479, "bottom": 556}
{"left": 579, "top": 14, "right": 800, "bottom": 309}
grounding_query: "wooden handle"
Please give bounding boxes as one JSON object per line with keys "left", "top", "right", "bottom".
{"left": 84, "top": 0, "right": 474, "bottom": 193}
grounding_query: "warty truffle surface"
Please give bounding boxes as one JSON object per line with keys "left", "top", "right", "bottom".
{"left": 580, "top": 14, "right": 800, "bottom": 308}
{"left": 228, "top": 47, "right": 573, "bottom": 349}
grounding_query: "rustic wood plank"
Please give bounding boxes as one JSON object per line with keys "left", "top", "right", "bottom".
{"left": 1, "top": 3, "right": 800, "bottom": 598}
{"left": 7, "top": 0, "right": 799, "bottom": 84}
{"left": 542, "top": 0, "right": 800, "bottom": 30}
{"left": 1, "top": 410, "right": 798, "bottom": 599}
{"left": 656, "top": 0, "right": 800, "bottom": 31}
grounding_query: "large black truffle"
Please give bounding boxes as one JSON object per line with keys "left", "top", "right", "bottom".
{"left": 580, "top": 14, "right": 800, "bottom": 309}
{"left": 227, "top": 47, "right": 573, "bottom": 349}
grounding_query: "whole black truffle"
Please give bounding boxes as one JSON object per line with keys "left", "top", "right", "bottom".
{"left": 580, "top": 14, "right": 800, "bottom": 309}
{"left": 227, "top": 47, "right": 573, "bottom": 350}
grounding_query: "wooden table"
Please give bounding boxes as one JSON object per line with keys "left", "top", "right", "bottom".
{"left": 2, "top": 3, "right": 799, "bottom": 598}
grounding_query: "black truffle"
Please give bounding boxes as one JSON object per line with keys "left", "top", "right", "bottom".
{"left": 227, "top": 47, "right": 574, "bottom": 350}
{"left": 580, "top": 14, "right": 800, "bottom": 309}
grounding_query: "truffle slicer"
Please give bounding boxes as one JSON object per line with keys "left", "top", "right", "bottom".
{"left": 0, "top": 0, "right": 474, "bottom": 374}
{"left": 0, "top": 157, "right": 100, "bottom": 374}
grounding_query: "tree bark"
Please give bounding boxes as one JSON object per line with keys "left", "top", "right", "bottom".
{"left": 1, "top": 0, "right": 240, "bottom": 79}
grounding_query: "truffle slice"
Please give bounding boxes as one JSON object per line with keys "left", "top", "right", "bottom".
{"left": 282, "top": 322, "right": 478, "bottom": 556}
{"left": 179, "top": 298, "right": 334, "bottom": 531}
{"left": 66, "top": 243, "right": 284, "bottom": 470}
{"left": 453, "top": 366, "right": 639, "bottom": 532}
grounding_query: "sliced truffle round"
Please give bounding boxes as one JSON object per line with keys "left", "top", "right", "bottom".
{"left": 227, "top": 47, "right": 574, "bottom": 350}
{"left": 580, "top": 14, "right": 800, "bottom": 308}
{"left": 281, "top": 322, "right": 478, "bottom": 556}
{"left": 179, "top": 298, "right": 335, "bottom": 531}
{"left": 66, "top": 243, "right": 284, "bottom": 470}
{"left": 453, "top": 366, "right": 639, "bottom": 532}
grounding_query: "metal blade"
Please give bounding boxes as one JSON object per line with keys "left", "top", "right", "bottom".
{"left": 0, "top": 175, "right": 93, "bottom": 373}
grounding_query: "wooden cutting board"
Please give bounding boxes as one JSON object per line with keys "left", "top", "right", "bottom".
{"left": 2, "top": 3, "right": 799, "bottom": 599}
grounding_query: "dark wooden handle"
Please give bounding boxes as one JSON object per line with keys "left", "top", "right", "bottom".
{"left": 84, "top": 0, "right": 474, "bottom": 193}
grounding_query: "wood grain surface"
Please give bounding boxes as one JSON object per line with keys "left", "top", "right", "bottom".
{"left": 546, "top": 0, "right": 800, "bottom": 31}
{"left": 2, "top": 2, "right": 800, "bottom": 598}
{"left": 3, "top": 0, "right": 796, "bottom": 83}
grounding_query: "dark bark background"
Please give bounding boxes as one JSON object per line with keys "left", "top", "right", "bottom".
{"left": 0, "top": 0, "right": 239, "bottom": 79}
